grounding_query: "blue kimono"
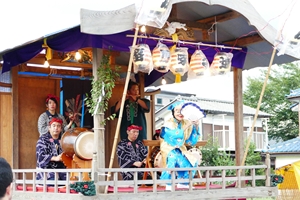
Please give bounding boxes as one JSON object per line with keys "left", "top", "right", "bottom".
{"left": 160, "top": 118, "right": 201, "bottom": 184}
{"left": 36, "top": 132, "right": 66, "bottom": 181}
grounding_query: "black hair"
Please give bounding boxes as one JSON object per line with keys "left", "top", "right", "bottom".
{"left": 0, "top": 157, "right": 13, "bottom": 198}
{"left": 128, "top": 80, "right": 139, "bottom": 91}
{"left": 171, "top": 109, "right": 175, "bottom": 118}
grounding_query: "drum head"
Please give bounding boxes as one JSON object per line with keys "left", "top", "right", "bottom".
{"left": 74, "top": 131, "right": 94, "bottom": 160}
{"left": 188, "top": 148, "right": 202, "bottom": 166}
{"left": 153, "top": 151, "right": 163, "bottom": 168}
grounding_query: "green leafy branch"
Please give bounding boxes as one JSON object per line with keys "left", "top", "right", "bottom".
{"left": 85, "top": 52, "right": 120, "bottom": 125}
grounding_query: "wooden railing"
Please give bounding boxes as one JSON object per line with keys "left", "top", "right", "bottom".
{"left": 11, "top": 155, "right": 277, "bottom": 199}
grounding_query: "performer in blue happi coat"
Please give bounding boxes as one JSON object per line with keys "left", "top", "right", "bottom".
{"left": 116, "top": 124, "right": 148, "bottom": 180}
{"left": 160, "top": 101, "right": 201, "bottom": 190}
{"left": 36, "top": 117, "right": 66, "bottom": 182}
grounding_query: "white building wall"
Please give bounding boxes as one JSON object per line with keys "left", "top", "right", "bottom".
{"left": 275, "top": 155, "right": 300, "bottom": 169}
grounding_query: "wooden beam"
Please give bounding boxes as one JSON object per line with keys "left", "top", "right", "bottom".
{"left": 0, "top": 82, "right": 12, "bottom": 88}
{"left": 26, "top": 57, "right": 128, "bottom": 73}
{"left": 168, "top": 17, "right": 211, "bottom": 30}
{"left": 19, "top": 65, "right": 93, "bottom": 77}
{"left": 223, "top": 34, "right": 263, "bottom": 46}
{"left": 27, "top": 57, "right": 92, "bottom": 69}
{"left": 197, "top": 11, "right": 241, "bottom": 25}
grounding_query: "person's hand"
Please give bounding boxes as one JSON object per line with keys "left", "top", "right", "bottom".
{"left": 52, "top": 154, "right": 62, "bottom": 162}
{"left": 126, "top": 94, "right": 140, "bottom": 102}
{"left": 192, "top": 120, "right": 200, "bottom": 126}
{"left": 133, "top": 161, "right": 143, "bottom": 168}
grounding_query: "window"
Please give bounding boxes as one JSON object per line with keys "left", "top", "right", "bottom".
{"left": 0, "top": 71, "right": 11, "bottom": 92}
{"left": 157, "top": 98, "right": 162, "bottom": 104}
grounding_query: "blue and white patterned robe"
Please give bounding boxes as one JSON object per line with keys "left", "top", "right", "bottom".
{"left": 116, "top": 138, "right": 148, "bottom": 180}
{"left": 160, "top": 118, "right": 201, "bottom": 184}
{"left": 36, "top": 132, "right": 66, "bottom": 181}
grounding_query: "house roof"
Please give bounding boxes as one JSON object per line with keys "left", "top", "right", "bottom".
{"left": 286, "top": 88, "right": 300, "bottom": 102}
{"left": 263, "top": 137, "right": 300, "bottom": 154}
{"left": 155, "top": 95, "right": 272, "bottom": 118}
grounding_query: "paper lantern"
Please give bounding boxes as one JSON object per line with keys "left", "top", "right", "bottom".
{"left": 210, "top": 52, "right": 233, "bottom": 76}
{"left": 132, "top": 44, "right": 153, "bottom": 74}
{"left": 169, "top": 47, "right": 189, "bottom": 76}
{"left": 189, "top": 50, "right": 209, "bottom": 76}
{"left": 152, "top": 42, "right": 170, "bottom": 73}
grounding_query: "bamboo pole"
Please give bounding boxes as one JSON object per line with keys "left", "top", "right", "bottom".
{"left": 126, "top": 34, "right": 242, "bottom": 50}
{"left": 104, "top": 24, "right": 140, "bottom": 193}
{"left": 240, "top": 48, "right": 276, "bottom": 168}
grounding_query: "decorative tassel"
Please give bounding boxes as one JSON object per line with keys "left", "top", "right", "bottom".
{"left": 175, "top": 74, "right": 181, "bottom": 83}
{"left": 169, "top": 33, "right": 178, "bottom": 53}
{"left": 43, "top": 38, "right": 53, "bottom": 61}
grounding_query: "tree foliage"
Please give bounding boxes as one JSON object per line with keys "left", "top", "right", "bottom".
{"left": 243, "top": 62, "right": 300, "bottom": 141}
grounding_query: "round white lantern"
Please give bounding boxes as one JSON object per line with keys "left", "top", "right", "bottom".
{"left": 132, "top": 44, "right": 153, "bottom": 74}
{"left": 152, "top": 42, "right": 170, "bottom": 73}
{"left": 210, "top": 52, "right": 233, "bottom": 76}
{"left": 169, "top": 47, "right": 189, "bottom": 76}
{"left": 189, "top": 50, "right": 209, "bottom": 76}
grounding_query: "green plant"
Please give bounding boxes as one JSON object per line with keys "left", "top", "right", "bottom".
{"left": 244, "top": 142, "right": 266, "bottom": 186}
{"left": 200, "top": 136, "right": 235, "bottom": 176}
{"left": 85, "top": 52, "right": 120, "bottom": 125}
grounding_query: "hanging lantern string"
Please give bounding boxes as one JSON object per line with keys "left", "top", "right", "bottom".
{"left": 126, "top": 34, "right": 242, "bottom": 50}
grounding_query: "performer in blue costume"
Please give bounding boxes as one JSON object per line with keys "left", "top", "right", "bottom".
{"left": 160, "top": 101, "right": 201, "bottom": 191}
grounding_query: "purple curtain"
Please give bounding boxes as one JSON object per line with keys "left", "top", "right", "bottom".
{"left": 2, "top": 26, "right": 247, "bottom": 86}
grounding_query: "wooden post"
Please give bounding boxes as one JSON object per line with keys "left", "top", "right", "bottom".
{"left": 265, "top": 153, "right": 271, "bottom": 187}
{"left": 12, "top": 66, "right": 19, "bottom": 169}
{"left": 92, "top": 48, "right": 105, "bottom": 193}
{"left": 233, "top": 67, "right": 245, "bottom": 188}
{"left": 233, "top": 67, "right": 244, "bottom": 168}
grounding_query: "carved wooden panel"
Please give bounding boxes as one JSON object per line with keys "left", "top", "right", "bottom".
{"left": 153, "top": 24, "right": 195, "bottom": 41}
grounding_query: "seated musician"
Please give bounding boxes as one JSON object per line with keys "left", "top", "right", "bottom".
{"left": 116, "top": 124, "right": 148, "bottom": 180}
{"left": 152, "top": 129, "right": 161, "bottom": 140}
{"left": 36, "top": 117, "right": 66, "bottom": 183}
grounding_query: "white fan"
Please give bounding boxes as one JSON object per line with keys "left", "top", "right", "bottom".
{"left": 181, "top": 102, "right": 206, "bottom": 121}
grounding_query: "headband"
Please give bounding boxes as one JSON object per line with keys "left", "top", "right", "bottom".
{"left": 49, "top": 118, "right": 63, "bottom": 125}
{"left": 127, "top": 125, "right": 142, "bottom": 131}
{"left": 46, "top": 94, "right": 59, "bottom": 103}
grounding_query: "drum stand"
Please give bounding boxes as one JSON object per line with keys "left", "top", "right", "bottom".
{"left": 62, "top": 153, "right": 91, "bottom": 181}
{"left": 142, "top": 140, "right": 160, "bottom": 182}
